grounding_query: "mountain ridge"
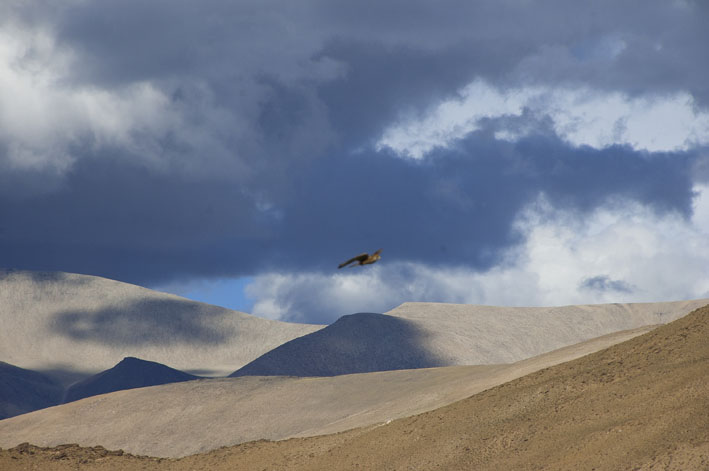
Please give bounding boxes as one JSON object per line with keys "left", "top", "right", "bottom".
{"left": 63, "top": 357, "right": 200, "bottom": 403}
{"left": 0, "top": 269, "right": 323, "bottom": 382}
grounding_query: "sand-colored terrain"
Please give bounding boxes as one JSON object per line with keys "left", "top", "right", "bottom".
{"left": 0, "top": 270, "right": 322, "bottom": 382}
{"left": 2, "top": 304, "right": 706, "bottom": 470}
{"left": 1, "top": 272, "right": 707, "bottom": 469}
{"left": 0, "top": 325, "right": 654, "bottom": 457}
{"left": 3, "top": 270, "right": 705, "bottom": 384}
{"left": 386, "top": 299, "right": 709, "bottom": 364}
{"left": 4, "top": 270, "right": 705, "bottom": 424}
{"left": 3, "top": 270, "right": 705, "bottom": 383}
{"left": 231, "top": 299, "right": 708, "bottom": 377}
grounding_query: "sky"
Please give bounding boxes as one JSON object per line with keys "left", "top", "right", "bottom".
{"left": 2, "top": 0, "right": 709, "bottom": 324}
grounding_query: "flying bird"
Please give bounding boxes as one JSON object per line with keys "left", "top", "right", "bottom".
{"left": 338, "top": 249, "right": 382, "bottom": 269}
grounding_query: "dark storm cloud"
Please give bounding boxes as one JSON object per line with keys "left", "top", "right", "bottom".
{"left": 11, "top": 0, "right": 709, "bottom": 91}
{"left": 691, "top": 152, "right": 709, "bottom": 184}
{"left": 1, "top": 0, "right": 707, "bottom": 287}
{"left": 1, "top": 132, "right": 697, "bottom": 286}
{"left": 277, "top": 132, "right": 696, "bottom": 271}
{"left": 1, "top": 156, "right": 277, "bottom": 284}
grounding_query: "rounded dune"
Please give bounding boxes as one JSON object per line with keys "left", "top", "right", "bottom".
{"left": 0, "top": 270, "right": 323, "bottom": 383}
{"left": 0, "top": 324, "right": 659, "bottom": 457}
{"left": 231, "top": 299, "right": 708, "bottom": 377}
{"left": 4, "top": 304, "right": 706, "bottom": 469}
{"left": 63, "top": 357, "right": 201, "bottom": 404}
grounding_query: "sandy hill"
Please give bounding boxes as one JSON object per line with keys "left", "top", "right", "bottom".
{"left": 2, "top": 269, "right": 704, "bottom": 385}
{"left": 64, "top": 357, "right": 200, "bottom": 403}
{"left": 1, "top": 357, "right": 200, "bottom": 419}
{"left": 231, "top": 312, "right": 447, "bottom": 377}
{"left": 271, "top": 302, "right": 707, "bottom": 471}
{"left": 3, "top": 303, "right": 705, "bottom": 470}
{"left": 0, "top": 324, "right": 656, "bottom": 458}
{"left": 0, "top": 362, "right": 63, "bottom": 420}
{"left": 385, "top": 300, "right": 708, "bottom": 364}
{"left": 232, "top": 299, "right": 707, "bottom": 377}
{"left": 0, "top": 270, "right": 323, "bottom": 383}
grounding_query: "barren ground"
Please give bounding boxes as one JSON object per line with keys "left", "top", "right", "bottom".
{"left": 2, "top": 305, "right": 707, "bottom": 470}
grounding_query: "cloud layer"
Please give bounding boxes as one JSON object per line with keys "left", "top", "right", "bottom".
{"left": 1, "top": 0, "right": 708, "bottom": 322}
{"left": 250, "top": 186, "right": 709, "bottom": 323}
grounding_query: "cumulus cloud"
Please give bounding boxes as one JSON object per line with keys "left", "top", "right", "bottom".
{"left": 2, "top": 0, "right": 708, "bottom": 319}
{"left": 377, "top": 80, "right": 709, "bottom": 159}
{"left": 0, "top": 22, "right": 244, "bottom": 185}
{"left": 248, "top": 185, "right": 709, "bottom": 323}
{"left": 0, "top": 127, "right": 698, "bottom": 289}
{"left": 5, "top": 0, "right": 707, "bottom": 182}
{"left": 0, "top": 1, "right": 340, "bottom": 195}
{"left": 0, "top": 19, "right": 79, "bottom": 174}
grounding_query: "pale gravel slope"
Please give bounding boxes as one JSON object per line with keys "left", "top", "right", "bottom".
{"left": 229, "top": 299, "right": 708, "bottom": 377}
{"left": 385, "top": 299, "right": 709, "bottom": 364}
{"left": 3, "top": 269, "right": 704, "bottom": 384}
{"left": 0, "top": 325, "right": 656, "bottom": 458}
{"left": 0, "top": 270, "right": 323, "bottom": 382}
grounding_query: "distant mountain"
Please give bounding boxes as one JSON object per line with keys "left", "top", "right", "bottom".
{"left": 253, "top": 304, "right": 709, "bottom": 470}
{"left": 64, "top": 357, "right": 200, "bottom": 403}
{"left": 384, "top": 299, "right": 709, "bottom": 364}
{"left": 0, "top": 269, "right": 324, "bottom": 381}
{"left": 1, "top": 304, "right": 706, "bottom": 461}
{"left": 232, "top": 299, "right": 709, "bottom": 378}
{"left": 231, "top": 313, "right": 446, "bottom": 377}
{"left": 0, "top": 362, "right": 63, "bottom": 419}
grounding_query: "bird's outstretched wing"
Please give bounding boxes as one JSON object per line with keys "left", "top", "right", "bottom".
{"left": 338, "top": 252, "right": 369, "bottom": 269}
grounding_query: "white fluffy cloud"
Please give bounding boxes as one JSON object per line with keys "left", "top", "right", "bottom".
{"left": 0, "top": 16, "right": 325, "bottom": 182}
{"left": 377, "top": 79, "right": 709, "bottom": 159}
{"left": 0, "top": 23, "right": 162, "bottom": 169}
{"left": 506, "top": 187, "right": 709, "bottom": 305}
{"left": 0, "top": 22, "right": 80, "bottom": 173}
{"left": 0, "top": 23, "right": 254, "bottom": 180}
{"left": 247, "top": 185, "right": 709, "bottom": 324}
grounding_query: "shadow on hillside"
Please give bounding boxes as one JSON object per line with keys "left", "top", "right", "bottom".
{"left": 62, "top": 357, "right": 201, "bottom": 404}
{"left": 0, "top": 361, "right": 65, "bottom": 420}
{"left": 50, "top": 298, "right": 233, "bottom": 346}
{"left": 0, "top": 269, "right": 92, "bottom": 286}
{"left": 34, "top": 366, "right": 98, "bottom": 388}
{"left": 232, "top": 313, "right": 446, "bottom": 377}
